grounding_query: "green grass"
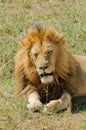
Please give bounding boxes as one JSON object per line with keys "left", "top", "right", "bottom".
{"left": 81, "top": 122, "right": 86, "bottom": 130}
{"left": 0, "top": 0, "right": 86, "bottom": 130}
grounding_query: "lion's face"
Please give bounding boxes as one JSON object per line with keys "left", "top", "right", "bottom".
{"left": 31, "top": 41, "right": 57, "bottom": 84}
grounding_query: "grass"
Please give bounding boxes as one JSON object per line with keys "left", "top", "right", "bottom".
{"left": 0, "top": 0, "right": 86, "bottom": 130}
{"left": 81, "top": 123, "right": 86, "bottom": 130}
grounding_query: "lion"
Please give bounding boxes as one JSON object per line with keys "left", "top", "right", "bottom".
{"left": 14, "top": 24, "right": 86, "bottom": 113}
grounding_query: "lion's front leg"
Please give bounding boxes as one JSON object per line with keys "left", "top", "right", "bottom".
{"left": 44, "top": 92, "right": 71, "bottom": 113}
{"left": 27, "top": 91, "right": 42, "bottom": 112}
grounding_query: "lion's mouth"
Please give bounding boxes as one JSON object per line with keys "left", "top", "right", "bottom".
{"left": 40, "top": 72, "right": 53, "bottom": 78}
{"left": 39, "top": 72, "right": 54, "bottom": 84}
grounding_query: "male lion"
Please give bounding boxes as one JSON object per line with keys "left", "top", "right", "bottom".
{"left": 14, "top": 24, "right": 86, "bottom": 113}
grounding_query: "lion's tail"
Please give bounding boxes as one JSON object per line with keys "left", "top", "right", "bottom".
{"left": 14, "top": 86, "right": 31, "bottom": 98}
{"left": 0, "top": 91, "right": 15, "bottom": 100}
{"left": 0, "top": 85, "right": 32, "bottom": 100}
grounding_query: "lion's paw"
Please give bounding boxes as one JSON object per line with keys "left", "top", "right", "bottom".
{"left": 27, "top": 100, "right": 42, "bottom": 112}
{"left": 44, "top": 99, "right": 62, "bottom": 114}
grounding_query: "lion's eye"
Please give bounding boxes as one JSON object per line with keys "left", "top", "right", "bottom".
{"left": 34, "top": 53, "right": 38, "bottom": 59}
{"left": 47, "top": 51, "right": 52, "bottom": 58}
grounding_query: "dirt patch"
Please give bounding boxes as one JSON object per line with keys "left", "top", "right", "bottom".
{"left": 6, "top": 110, "right": 85, "bottom": 130}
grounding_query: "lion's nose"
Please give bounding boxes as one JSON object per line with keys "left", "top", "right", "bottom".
{"left": 39, "top": 65, "right": 48, "bottom": 70}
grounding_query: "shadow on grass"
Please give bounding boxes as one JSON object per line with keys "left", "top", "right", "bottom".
{"left": 72, "top": 96, "right": 86, "bottom": 113}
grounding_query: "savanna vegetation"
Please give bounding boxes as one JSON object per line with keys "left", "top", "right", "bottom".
{"left": 0, "top": 0, "right": 86, "bottom": 130}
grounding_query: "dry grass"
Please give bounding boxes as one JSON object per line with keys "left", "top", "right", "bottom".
{"left": 0, "top": 0, "right": 86, "bottom": 130}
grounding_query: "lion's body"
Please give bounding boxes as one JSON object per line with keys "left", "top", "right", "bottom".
{"left": 73, "top": 55, "right": 86, "bottom": 96}
{"left": 14, "top": 24, "right": 86, "bottom": 112}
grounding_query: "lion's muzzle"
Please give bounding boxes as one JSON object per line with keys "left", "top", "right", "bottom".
{"left": 37, "top": 64, "right": 54, "bottom": 84}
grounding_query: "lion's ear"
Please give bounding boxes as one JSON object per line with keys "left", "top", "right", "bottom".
{"left": 20, "top": 38, "right": 31, "bottom": 49}
{"left": 46, "top": 28, "right": 66, "bottom": 46}
{"left": 55, "top": 33, "right": 66, "bottom": 45}
{"left": 58, "top": 36, "right": 66, "bottom": 45}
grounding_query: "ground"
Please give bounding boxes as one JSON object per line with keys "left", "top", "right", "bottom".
{"left": 0, "top": 0, "right": 86, "bottom": 130}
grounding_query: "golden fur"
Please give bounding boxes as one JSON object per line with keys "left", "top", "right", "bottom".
{"left": 14, "top": 24, "right": 86, "bottom": 112}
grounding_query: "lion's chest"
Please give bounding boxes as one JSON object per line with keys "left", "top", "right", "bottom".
{"left": 37, "top": 84, "right": 62, "bottom": 103}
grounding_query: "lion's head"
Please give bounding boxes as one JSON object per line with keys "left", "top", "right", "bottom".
{"left": 21, "top": 24, "right": 75, "bottom": 84}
